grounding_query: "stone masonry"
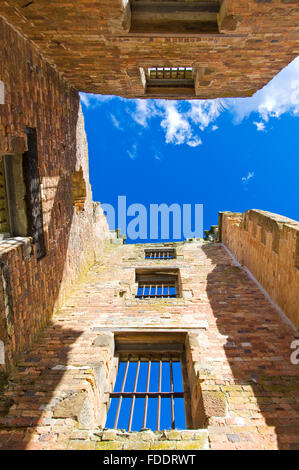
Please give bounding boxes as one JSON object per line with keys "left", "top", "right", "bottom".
{"left": 220, "top": 210, "right": 299, "bottom": 330}
{"left": 0, "top": 238, "right": 298, "bottom": 450}
{"left": 0, "top": 1, "right": 299, "bottom": 452}
{"left": 0, "top": 16, "right": 110, "bottom": 371}
{"left": 0, "top": 1, "right": 299, "bottom": 99}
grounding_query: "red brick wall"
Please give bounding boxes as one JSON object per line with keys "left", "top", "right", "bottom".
{"left": 220, "top": 209, "right": 299, "bottom": 330}
{"left": 0, "top": 240, "right": 297, "bottom": 449}
{"left": 0, "top": 17, "right": 109, "bottom": 371}
{"left": 0, "top": 1, "right": 298, "bottom": 98}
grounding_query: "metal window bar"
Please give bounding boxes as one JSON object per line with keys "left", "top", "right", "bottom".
{"left": 110, "top": 357, "right": 184, "bottom": 431}
{"left": 148, "top": 67, "right": 193, "bottom": 81}
{"left": 113, "top": 359, "right": 130, "bottom": 429}
{"left": 147, "top": 67, "right": 194, "bottom": 90}
{"left": 136, "top": 282, "right": 176, "bottom": 298}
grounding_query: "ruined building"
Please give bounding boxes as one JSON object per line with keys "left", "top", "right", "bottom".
{"left": 0, "top": 1, "right": 299, "bottom": 450}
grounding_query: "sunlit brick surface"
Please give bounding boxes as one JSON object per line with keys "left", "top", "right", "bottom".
{"left": 0, "top": 241, "right": 298, "bottom": 450}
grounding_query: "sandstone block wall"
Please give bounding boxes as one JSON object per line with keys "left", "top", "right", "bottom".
{"left": 220, "top": 209, "right": 299, "bottom": 330}
{"left": 0, "top": 18, "right": 110, "bottom": 372}
{"left": 68, "top": 429, "right": 209, "bottom": 451}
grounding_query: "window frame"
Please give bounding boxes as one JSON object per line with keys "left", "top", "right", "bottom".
{"left": 143, "top": 66, "right": 196, "bottom": 97}
{"left": 128, "top": 1, "right": 221, "bottom": 35}
{"left": 107, "top": 332, "right": 192, "bottom": 432}
{"left": 22, "top": 127, "right": 46, "bottom": 260}
{"left": 135, "top": 268, "right": 181, "bottom": 299}
{"left": 144, "top": 247, "right": 176, "bottom": 260}
{"left": 0, "top": 154, "right": 28, "bottom": 240}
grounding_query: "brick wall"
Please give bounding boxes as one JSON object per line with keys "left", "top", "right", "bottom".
{"left": 0, "top": 17, "right": 110, "bottom": 371}
{"left": 0, "top": 1, "right": 298, "bottom": 98}
{"left": 220, "top": 209, "right": 299, "bottom": 330}
{"left": 0, "top": 240, "right": 298, "bottom": 449}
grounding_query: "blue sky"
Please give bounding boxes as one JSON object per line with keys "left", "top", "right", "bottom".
{"left": 80, "top": 57, "right": 299, "bottom": 243}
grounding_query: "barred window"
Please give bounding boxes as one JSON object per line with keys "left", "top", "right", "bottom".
{"left": 106, "top": 356, "right": 186, "bottom": 431}
{"left": 135, "top": 269, "right": 179, "bottom": 299}
{"left": 136, "top": 282, "right": 176, "bottom": 299}
{"left": 145, "top": 66, "right": 195, "bottom": 96}
{"left": 147, "top": 67, "right": 194, "bottom": 87}
{"left": 129, "top": 1, "right": 220, "bottom": 34}
{"left": 145, "top": 248, "right": 175, "bottom": 260}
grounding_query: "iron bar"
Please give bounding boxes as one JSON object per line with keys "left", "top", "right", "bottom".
{"left": 137, "top": 282, "right": 176, "bottom": 298}
{"left": 157, "top": 359, "right": 162, "bottom": 431}
{"left": 111, "top": 391, "right": 184, "bottom": 399}
{"left": 128, "top": 360, "right": 140, "bottom": 431}
{"left": 170, "top": 359, "right": 175, "bottom": 429}
{"left": 111, "top": 358, "right": 184, "bottom": 431}
{"left": 143, "top": 360, "right": 151, "bottom": 429}
{"left": 113, "top": 359, "right": 130, "bottom": 429}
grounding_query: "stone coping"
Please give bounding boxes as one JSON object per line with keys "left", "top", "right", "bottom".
{"left": 0, "top": 236, "right": 33, "bottom": 259}
{"left": 68, "top": 429, "right": 210, "bottom": 451}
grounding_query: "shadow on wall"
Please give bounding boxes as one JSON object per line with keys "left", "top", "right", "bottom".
{"left": 0, "top": 98, "right": 79, "bottom": 373}
{"left": 0, "top": 324, "right": 83, "bottom": 450}
{"left": 202, "top": 244, "right": 299, "bottom": 450}
{"left": 0, "top": 103, "right": 108, "bottom": 376}
{"left": 0, "top": 15, "right": 110, "bottom": 376}
{"left": 0, "top": 99, "right": 87, "bottom": 447}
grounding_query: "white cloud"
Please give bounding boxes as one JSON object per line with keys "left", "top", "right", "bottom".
{"left": 253, "top": 121, "right": 266, "bottom": 132}
{"left": 130, "top": 98, "right": 223, "bottom": 147}
{"left": 131, "top": 99, "right": 154, "bottom": 127}
{"left": 187, "top": 99, "right": 226, "bottom": 128}
{"left": 79, "top": 92, "right": 116, "bottom": 108}
{"left": 186, "top": 137, "right": 202, "bottom": 147}
{"left": 230, "top": 56, "right": 299, "bottom": 122}
{"left": 242, "top": 171, "right": 255, "bottom": 183}
{"left": 128, "top": 57, "right": 299, "bottom": 144}
{"left": 156, "top": 99, "right": 224, "bottom": 146}
{"left": 160, "top": 101, "right": 193, "bottom": 145}
{"left": 80, "top": 56, "right": 299, "bottom": 147}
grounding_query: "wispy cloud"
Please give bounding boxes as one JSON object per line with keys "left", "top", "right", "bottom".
{"left": 153, "top": 149, "right": 162, "bottom": 160}
{"left": 158, "top": 99, "right": 224, "bottom": 146}
{"left": 131, "top": 99, "right": 157, "bottom": 127}
{"left": 160, "top": 101, "right": 193, "bottom": 145}
{"left": 127, "top": 98, "right": 223, "bottom": 147}
{"left": 242, "top": 171, "right": 255, "bottom": 184}
{"left": 79, "top": 92, "right": 116, "bottom": 108}
{"left": 188, "top": 99, "right": 226, "bottom": 128}
{"left": 230, "top": 56, "right": 299, "bottom": 123}
{"left": 80, "top": 56, "right": 299, "bottom": 148}
{"left": 110, "top": 114, "right": 123, "bottom": 130}
{"left": 127, "top": 143, "right": 137, "bottom": 160}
